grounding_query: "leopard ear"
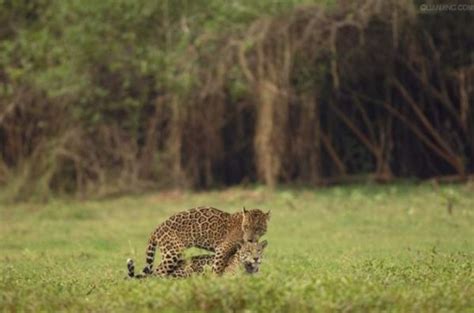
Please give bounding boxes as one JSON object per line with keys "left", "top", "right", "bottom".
{"left": 242, "top": 207, "right": 248, "bottom": 214}
{"left": 265, "top": 210, "right": 271, "bottom": 220}
{"left": 259, "top": 240, "right": 268, "bottom": 250}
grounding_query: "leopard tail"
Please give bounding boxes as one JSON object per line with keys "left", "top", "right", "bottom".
{"left": 126, "top": 258, "right": 147, "bottom": 279}
{"left": 127, "top": 258, "right": 135, "bottom": 278}
{"left": 142, "top": 232, "right": 158, "bottom": 275}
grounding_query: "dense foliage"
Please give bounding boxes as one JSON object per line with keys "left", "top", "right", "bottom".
{"left": 0, "top": 0, "right": 473, "bottom": 200}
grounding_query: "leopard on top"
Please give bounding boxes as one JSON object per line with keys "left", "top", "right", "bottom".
{"left": 127, "top": 240, "right": 268, "bottom": 279}
{"left": 138, "top": 206, "right": 270, "bottom": 276}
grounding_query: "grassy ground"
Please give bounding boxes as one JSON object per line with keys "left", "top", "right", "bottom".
{"left": 1, "top": 183, "right": 473, "bottom": 312}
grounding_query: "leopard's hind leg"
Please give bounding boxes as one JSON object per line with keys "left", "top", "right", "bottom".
{"left": 153, "top": 235, "right": 186, "bottom": 277}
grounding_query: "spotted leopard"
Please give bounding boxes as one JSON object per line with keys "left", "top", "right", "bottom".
{"left": 127, "top": 240, "right": 268, "bottom": 278}
{"left": 136, "top": 207, "right": 270, "bottom": 276}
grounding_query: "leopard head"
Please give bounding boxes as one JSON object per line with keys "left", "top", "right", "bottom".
{"left": 238, "top": 240, "right": 268, "bottom": 274}
{"left": 241, "top": 207, "right": 270, "bottom": 243}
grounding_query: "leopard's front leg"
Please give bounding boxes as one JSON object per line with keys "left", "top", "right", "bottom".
{"left": 212, "top": 241, "right": 240, "bottom": 275}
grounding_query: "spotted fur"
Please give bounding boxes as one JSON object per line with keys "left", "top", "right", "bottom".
{"left": 137, "top": 207, "right": 270, "bottom": 277}
{"left": 127, "top": 240, "right": 268, "bottom": 278}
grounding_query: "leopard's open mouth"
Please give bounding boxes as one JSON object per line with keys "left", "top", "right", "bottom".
{"left": 244, "top": 262, "right": 259, "bottom": 274}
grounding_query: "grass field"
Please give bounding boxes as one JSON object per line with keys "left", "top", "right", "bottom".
{"left": 1, "top": 183, "right": 473, "bottom": 312}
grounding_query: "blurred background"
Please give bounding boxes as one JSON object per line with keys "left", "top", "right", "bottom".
{"left": 0, "top": 0, "right": 473, "bottom": 201}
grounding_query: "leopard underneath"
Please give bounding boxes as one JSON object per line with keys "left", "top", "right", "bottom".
{"left": 136, "top": 206, "right": 270, "bottom": 276}
{"left": 127, "top": 240, "right": 268, "bottom": 278}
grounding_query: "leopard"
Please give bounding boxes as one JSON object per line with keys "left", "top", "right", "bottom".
{"left": 136, "top": 206, "right": 270, "bottom": 277}
{"left": 127, "top": 240, "right": 268, "bottom": 279}
{"left": 175, "top": 239, "right": 268, "bottom": 277}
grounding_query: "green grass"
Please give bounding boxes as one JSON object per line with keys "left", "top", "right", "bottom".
{"left": 1, "top": 184, "right": 474, "bottom": 312}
